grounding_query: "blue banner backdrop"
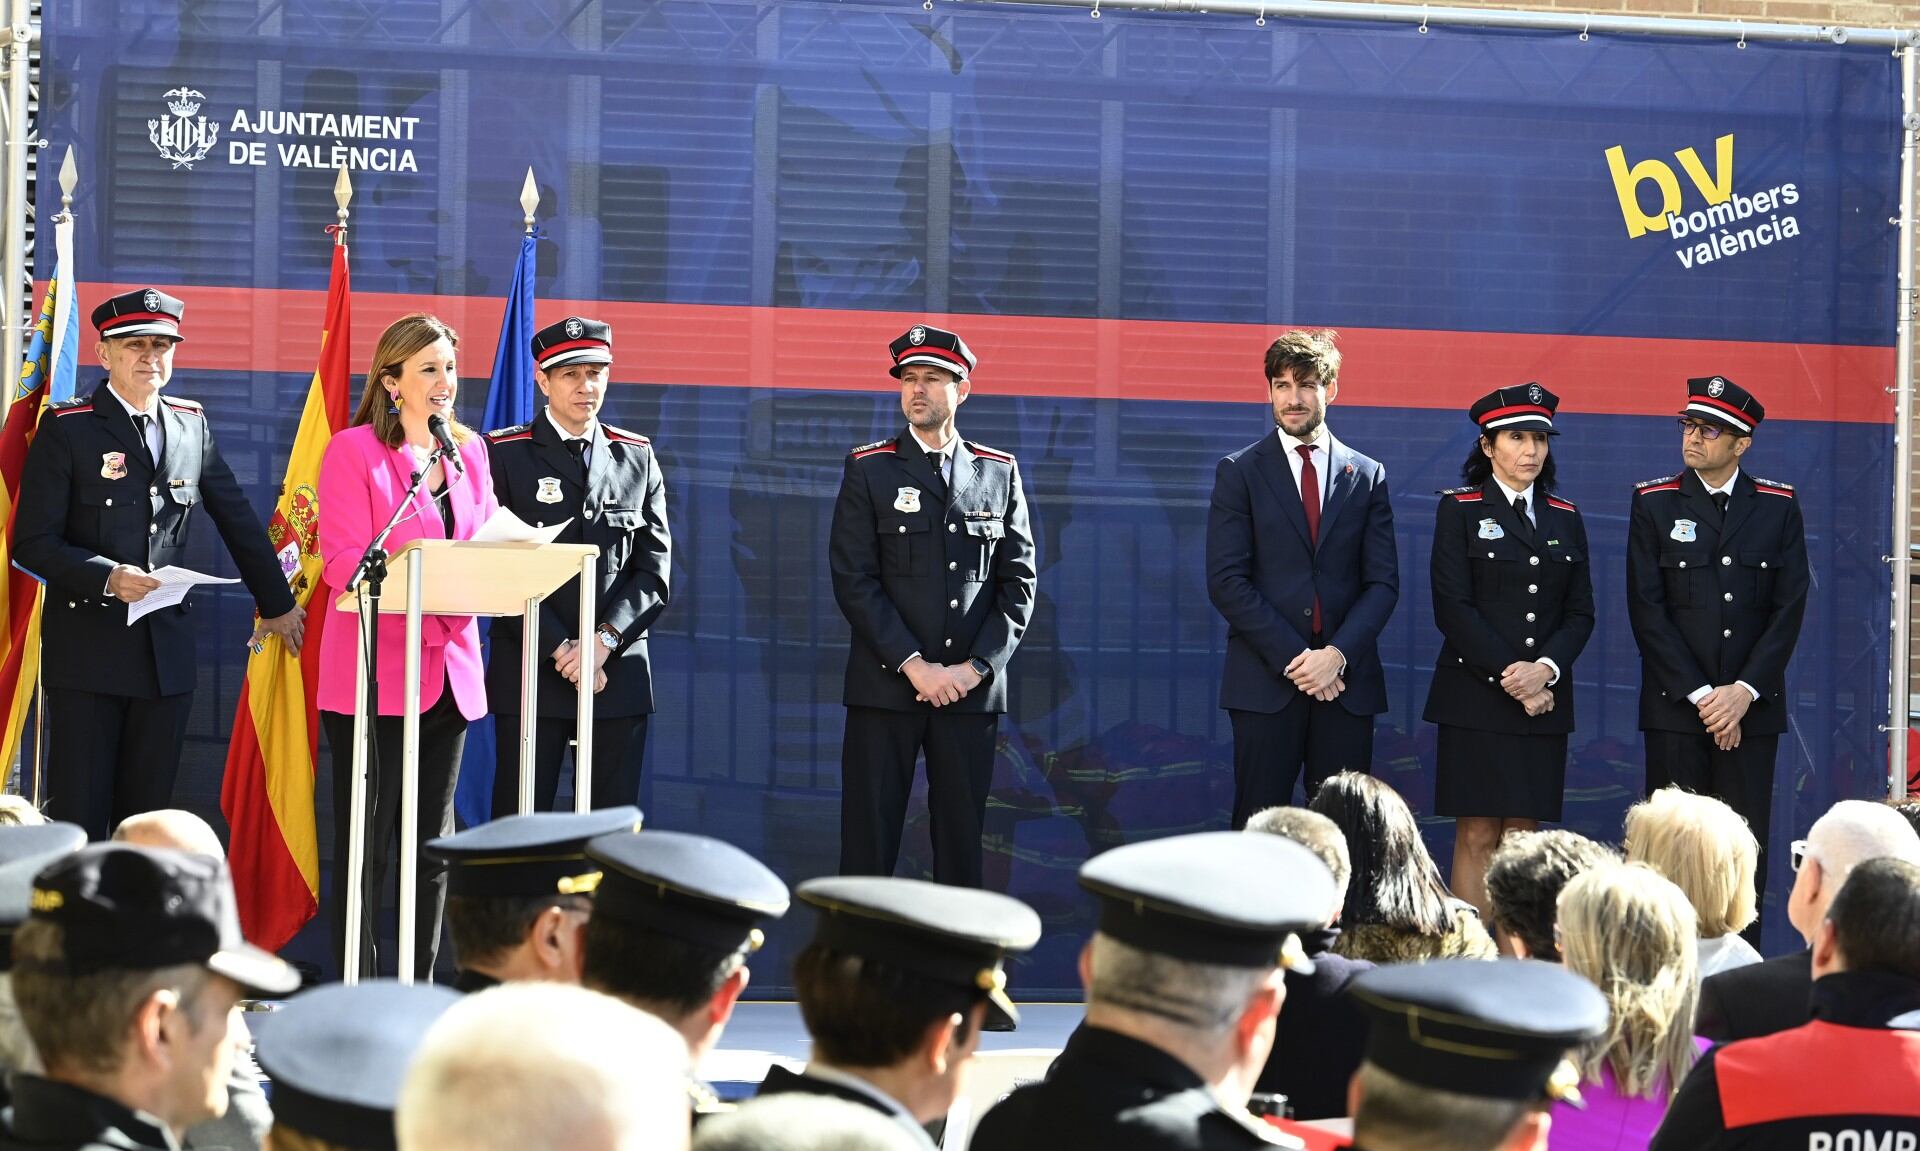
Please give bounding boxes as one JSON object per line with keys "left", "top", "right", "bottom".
{"left": 39, "top": 0, "right": 1900, "bottom": 993}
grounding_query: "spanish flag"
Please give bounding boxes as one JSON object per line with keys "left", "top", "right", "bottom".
{"left": 222, "top": 242, "right": 350, "bottom": 949}
{"left": 0, "top": 213, "right": 76, "bottom": 782}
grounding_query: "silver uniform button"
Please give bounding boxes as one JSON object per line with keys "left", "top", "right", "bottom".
{"left": 585, "top": 510, "right": 596, "bottom": 521}
{"left": 1721, "top": 556, "right": 1731, "bottom": 566}
{"left": 948, "top": 561, "right": 957, "bottom": 571}
{"left": 66, "top": 601, "right": 74, "bottom": 609}
{"left": 898, "top": 525, "right": 907, "bottom": 534}
{"left": 1527, "top": 584, "right": 1538, "bottom": 594}
{"left": 1528, "top": 555, "right": 1540, "bottom": 566}
{"left": 1722, "top": 628, "right": 1732, "bottom": 637}
{"left": 948, "top": 523, "right": 957, "bottom": 533}
{"left": 1760, "top": 561, "right": 1768, "bottom": 568}
{"left": 1486, "top": 551, "right": 1495, "bottom": 559}
{"left": 148, "top": 523, "right": 157, "bottom": 535}
{"left": 148, "top": 486, "right": 157, "bottom": 496}
{"left": 1487, "top": 677, "right": 1496, "bottom": 684}
{"left": 1302, "top": 609, "right": 1311, "bottom": 617}
{"left": 1724, "top": 592, "right": 1733, "bottom": 602}
{"left": 1524, "top": 637, "right": 1535, "bottom": 648}
{"left": 949, "top": 599, "right": 959, "bottom": 608}
{"left": 943, "top": 638, "right": 953, "bottom": 648}
{"left": 1679, "top": 561, "right": 1687, "bottom": 568}
{"left": 1526, "top": 612, "right": 1536, "bottom": 622}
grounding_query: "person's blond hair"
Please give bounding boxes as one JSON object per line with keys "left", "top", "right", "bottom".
{"left": 0, "top": 794, "right": 45, "bottom": 826}
{"left": 1556, "top": 864, "right": 1699, "bottom": 1103}
{"left": 1624, "top": 787, "right": 1758, "bottom": 938}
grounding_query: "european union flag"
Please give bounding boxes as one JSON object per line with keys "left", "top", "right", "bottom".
{"left": 453, "top": 231, "right": 538, "bottom": 830}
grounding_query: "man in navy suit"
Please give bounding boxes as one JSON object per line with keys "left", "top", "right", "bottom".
{"left": 1207, "top": 330, "right": 1398, "bottom": 825}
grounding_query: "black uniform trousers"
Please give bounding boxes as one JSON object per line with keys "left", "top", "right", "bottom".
{"left": 840, "top": 706, "right": 997, "bottom": 888}
{"left": 322, "top": 695, "right": 465, "bottom": 981}
{"left": 489, "top": 714, "right": 646, "bottom": 818}
{"left": 1228, "top": 699, "right": 1373, "bottom": 828}
{"left": 1646, "top": 728, "right": 1780, "bottom": 930}
{"left": 44, "top": 689, "right": 192, "bottom": 840}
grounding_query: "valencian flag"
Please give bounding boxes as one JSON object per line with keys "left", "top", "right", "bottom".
{"left": 221, "top": 241, "right": 351, "bottom": 949}
{"left": 0, "top": 212, "right": 77, "bottom": 777}
{"left": 452, "top": 228, "right": 539, "bottom": 829}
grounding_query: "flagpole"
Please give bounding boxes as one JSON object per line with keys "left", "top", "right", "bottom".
{"left": 515, "top": 167, "right": 541, "bottom": 815}
{"left": 27, "top": 148, "right": 77, "bottom": 806}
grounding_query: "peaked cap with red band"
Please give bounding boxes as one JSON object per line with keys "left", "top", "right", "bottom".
{"left": 1470, "top": 382, "right": 1559, "bottom": 436}
{"left": 532, "top": 316, "right": 613, "bottom": 371}
{"left": 1681, "top": 375, "right": 1764, "bottom": 435}
{"left": 889, "top": 324, "right": 976, "bottom": 381}
{"left": 91, "top": 288, "right": 185, "bottom": 341}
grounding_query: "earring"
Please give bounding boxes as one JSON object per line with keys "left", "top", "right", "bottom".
{"left": 388, "top": 393, "right": 401, "bottom": 414}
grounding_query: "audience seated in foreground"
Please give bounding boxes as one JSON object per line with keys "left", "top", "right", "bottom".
{"left": 1624, "top": 788, "right": 1762, "bottom": 977}
{"left": 1696, "top": 798, "right": 1920, "bottom": 1042}
{"left": 692, "top": 1094, "right": 924, "bottom": 1151}
{"left": 1484, "top": 828, "right": 1618, "bottom": 961}
{"left": 1308, "top": 772, "right": 1496, "bottom": 963}
{"left": 397, "top": 981, "right": 692, "bottom": 1151}
{"left": 1650, "top": 856, "right": 1920, "bottom": 1150}
{"left": 1243, "top": 804, "right": 1375, "bottom": 1120}
{"left": 1547, "top": 863, "right": 1702, "bottom": 1151}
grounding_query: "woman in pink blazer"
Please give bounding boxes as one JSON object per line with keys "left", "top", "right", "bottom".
{"left": 318, "top": 312, "right": 499, "bottom": 979}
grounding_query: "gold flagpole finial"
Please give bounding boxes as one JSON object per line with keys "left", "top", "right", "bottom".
{"left": 54, "top": 146, "right": 76, "bottom": 224}
{"left": 332, "top": 167, "right": 353, "bottom": 245}
{"left": 520, "top": 167, "right": 539, "bottom": 235}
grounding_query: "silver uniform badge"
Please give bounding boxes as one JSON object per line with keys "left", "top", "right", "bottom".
{"left": 894, "top": 487, "right": 922, "bottom": 513}
{"left": 101, "top": 452, "right": 127, "bottom": 480}
{"left": 1477, "top": 518, "right": 1504, "bottom": 540}
{"left": 1671, "top": 518, "right": 1697, "bottom": 542}
{"left": 536, "top": 477, "right": 564, "bottom": 504}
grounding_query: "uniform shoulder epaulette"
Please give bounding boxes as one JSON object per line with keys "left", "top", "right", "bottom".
{"left": 967, "top": 441, "right": 1015, "bottom": 464}
{"left": 484, "top": 423, "right": 531, "bottom": 442}
{"left": 161, "top": 396, "right": 203, "bottom": 414}
{"left": 849, "top": 438, "right": 896, "bottom": 460}
{"left": 1438, "top": 485, "right": 1483, "bottom": 501}
{"left": 1635, "top": 474, "right": 1681, "bottom": 494}
{"left": 49, "top": 396, "right": 92, "bottom": 416}
{"left": 603, "top": 424, "right": 650, "bottom": 447}
{"left": 1751, "top": 476, "right": 1796, "bottom": 497}
{"left": 1545, "top": 495, "right": 1577, "bottom": 512}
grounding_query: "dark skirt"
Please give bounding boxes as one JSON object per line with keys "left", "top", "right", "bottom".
{"left": 1433, "top": 724, "right": 1566, "bottom": 821}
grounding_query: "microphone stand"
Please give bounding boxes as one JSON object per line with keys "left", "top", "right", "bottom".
{"left": 342, "top": 444, "right": 448, "bottom": 982}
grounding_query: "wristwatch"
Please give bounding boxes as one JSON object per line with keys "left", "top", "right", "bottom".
{"left": 968, "top": 657, "right": 992, "bottom": 680}
{"left": 595, "top": 623, "right": 621, "bottom": 652}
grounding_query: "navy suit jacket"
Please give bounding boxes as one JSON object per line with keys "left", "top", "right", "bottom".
{"left": 1206, "top": 429, "right": 1398, "bottom": 715}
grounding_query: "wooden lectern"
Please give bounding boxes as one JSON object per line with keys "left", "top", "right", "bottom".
{"left": 336, "top": 538, "right": 601, "bottom": 984}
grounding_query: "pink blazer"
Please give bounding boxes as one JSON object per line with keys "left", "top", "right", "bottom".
{"left": 316, "top": 424, "right": 500, "bottom": 720}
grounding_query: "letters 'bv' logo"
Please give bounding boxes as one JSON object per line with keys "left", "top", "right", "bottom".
{"left": 1605, "top": 134, "right": 1734, "bottom": 239}
{"left": 149, "top": 87, "right": 220, "bottom": 170}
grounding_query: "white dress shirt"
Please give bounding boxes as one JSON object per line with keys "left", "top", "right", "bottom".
{"left": 1279, "top": 424, "right": 1332, "bottom": 510}
{"left": 909, "top": 427, "right": 955, "bottom": 485}
{"left": 545, "top": 408, "right": 598, "bottom": 469}
{"left": 107, "top": 385, "right": 164, "bottom": 464}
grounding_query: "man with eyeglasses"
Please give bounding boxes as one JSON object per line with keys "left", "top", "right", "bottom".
{"left": 1626, "top": 375, "right": 1809, "bottom": 934}
{"left": 1695, "top": 799, "right": 1920, "bottom": 1043}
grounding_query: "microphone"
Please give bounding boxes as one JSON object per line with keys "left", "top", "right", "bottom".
{"left": 427, "top": 413, "right": 463, "bottom": 474}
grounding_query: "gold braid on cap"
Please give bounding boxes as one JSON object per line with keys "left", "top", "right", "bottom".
{"left": 1278, "top": 933, "right": 1309, "bottom": 972}
{"left": 976, "top": 965, "right": 1007, "bottom": 993}
{"left": 747, "top": 928, "right": 766, "bottom": 953}
{"left": 1546, "top": 1059, "right": 1585, "bottom": 1107}
{"left": 556, "top": 871, "right": 604, "bottom": 896}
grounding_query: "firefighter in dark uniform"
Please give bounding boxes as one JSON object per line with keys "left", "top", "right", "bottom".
{"left": 829, "top": 324, "right": 1037, "bottom": 888}
{"left": 1424, "top": 384, "right": 1594, "bottom": 919}
{"left": 1268, "top": 959, "right": 1608, "bottom": 1151}
{"left": 1627, "top": 375, "right": 1808, "bottom": 919}
{"left": 483, "top": 317, "right": 670, "bottom": 817}
{"left": 970, "top": 831, "right": 1334, "bottom": 1150}
{"left": 13, "top": 290, "right": 303, "bottom": 841}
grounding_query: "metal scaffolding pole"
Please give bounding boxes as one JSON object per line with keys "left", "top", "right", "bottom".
{"left": 1893, "top": 47, "right": 1917, "bottom": 802}
{"left": 957, "top": 0, "right": 1915, "bottom": 48}
{"left": 0, "top": 0, "right": 30, "bottom": 394}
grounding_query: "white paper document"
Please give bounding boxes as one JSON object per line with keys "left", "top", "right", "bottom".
{"left": 470, "top": 507, "right": 572, "bottom": 545}
{"left": 127, "top": 566, "right": 242, "bottom": 624}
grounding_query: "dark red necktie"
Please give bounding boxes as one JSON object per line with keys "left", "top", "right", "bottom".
{"left": 1298, "top": 444, "right": 1321, "bottom": 635}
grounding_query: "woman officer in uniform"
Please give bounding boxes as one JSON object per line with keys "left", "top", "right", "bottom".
{"left": 1425, "top": 384, "right": 1594, "bottom": 920}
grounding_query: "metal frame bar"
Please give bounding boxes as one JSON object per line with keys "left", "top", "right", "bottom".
{"left": 397, "top": 549, "right": 424, "bottom": 984}
{"left": 0, "top": 0, "right": 29, "bottom": 391}
{"left": 574, "top": 554, "right": 597, "bottom": 813}
{"left": 955, "top": 0, "right": 1916, "bottom": 47}
{"left": 518, "top": 596, "right": 540, "bottom": 814}
{"left": 343, "top": 590, "right": 373, "bottom": 985}
{"left": 1893, "top": 48, "right": 1916, "bottom": 802}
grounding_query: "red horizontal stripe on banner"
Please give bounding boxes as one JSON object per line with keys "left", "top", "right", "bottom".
{"left": 57, "top": 283, "right": 1896, "bottom": 425}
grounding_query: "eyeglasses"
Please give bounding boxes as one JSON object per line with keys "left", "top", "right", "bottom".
{"left": 1678, "top": 419, "right": 1725, "bottom": 441}
{"left": 1790, "top": 839, "right": 1816, "bottom": 872}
